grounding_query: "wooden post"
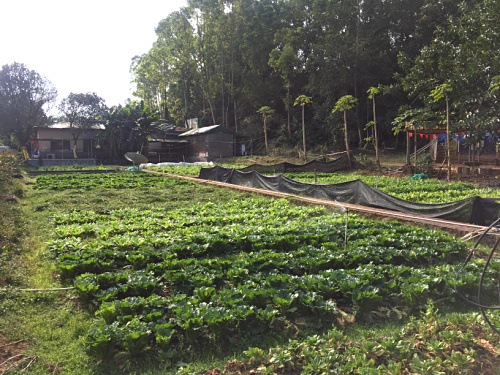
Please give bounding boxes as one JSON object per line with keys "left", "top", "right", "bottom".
{"left": 445, "top": 96, "right": 451, "bottom": 181}
{"left": 414, "top": 133, "right": 417, "bottom": 168}
{"left": 302, "top": 106, "right": 307, "bottom": 160}
{"left": 344, "top": 209, "right": 349, "bottom": 251}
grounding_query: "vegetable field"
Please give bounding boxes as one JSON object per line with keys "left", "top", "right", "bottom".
{"left": 48, "top": 188, "right": 496, "bottom": 364}
{"left": 33, "top": 172, "right": 191, "bottom": 191}
{"left": 3, "top": 170, "right": 500, "bottom": 374}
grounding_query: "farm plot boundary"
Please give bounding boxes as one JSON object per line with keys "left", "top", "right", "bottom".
{"left": 144, "top": 169, "right": 500, "bottom": 238}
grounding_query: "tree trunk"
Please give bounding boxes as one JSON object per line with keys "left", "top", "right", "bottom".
{"left": 354, "top": 0, "right": 363, "bottom": 146}
{"left": 344, "top": 110, "right": 351, "bottom": 167}
{"left": 207, "top": 97, "right": 216, "bottom": 125}
{"left": 221, "top": 40, "right": 225, "bottom": 127}
{"left": 183, "top": 73, "right": 188, "bottom": 117}
{"left": 446, "top": 96, "right": 451, "bottom": 181}
{"left": 287, "top": 85, "right": 291, "bottom": 138}
{"left": 233, "top": 100, "right": 238, "bottom": 132}
{"left": 302, "top": 106, "right": 306, "bottom": 160}
{"left": 372, "top": 97, "right": 381, "bottom": 172}
{"left": 264, "top": 118, "right": 269, "bottom": 155}
{"left": 406, "top": 131, "right": 411, "bottom": 165}
{"left": 414, "top": 133, "right": 417, "bottom": 167}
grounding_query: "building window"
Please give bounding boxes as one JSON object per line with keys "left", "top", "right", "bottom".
{"left": 50, "top": 140, "right": 70, "bottom": 150}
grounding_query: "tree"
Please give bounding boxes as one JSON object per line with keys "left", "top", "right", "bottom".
{"left": 332, "top": 95, "right": 358, "bottom": 168}
{"left": 396, "top": 0, "right": 500, "bottom": 171}
{"left": 130, "top": 0, "right": 463, "bottom": 151}
{"left": 430, "top": 83, "right": 452, "bottom": 181}
{"left": 0, "top": 62, "right": 57, "bottom": 148}
{"left": 269, "top": 40, "right": 301, "bottom": 138}
{"left": 367, "top": 86, "right": 381, "bottom": 172}
{"left": 102, "top": 101, "right": 161, "bottom": 161}
{"left": 257, "top": 106, "right": 275, "bottom": 155}
{"left": 293, "top": 95, "right": 312, "bottom": 160}
{"left": 131, "top": 10, "right": 199, "bottom": 125}
{"left": 59, "top": 92, "right": 107, "bottom": 148}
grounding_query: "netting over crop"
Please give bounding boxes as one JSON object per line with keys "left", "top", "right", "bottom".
{"left": 238, "top": 154, "right": 349, "bottom": 173}
{"left": 199, "top": 166, "right": 500, "bottom": 225}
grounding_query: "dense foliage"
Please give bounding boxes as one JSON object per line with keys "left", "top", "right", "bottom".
{"left": 45, "top": 196, "right": 497, "bottom": 365}
{"left": 131, "top": 0, "right": 490, "bottom": 153}
{"left": 221, "top": 301, "right": 498, "bottom": 374}
{"left": 0, "top": 62, "right": 57, "bottom": 148}
{"left": 0, "top": 150, "right": 19, "bottom": 189}
{"left": 395, "top": 0, "right": 500, "bottom": 147}
{"left": 2, "top": 0, "right": 497, "bottom": 159}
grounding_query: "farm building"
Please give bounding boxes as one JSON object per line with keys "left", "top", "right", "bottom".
{"left": 179, "top": 125, "right": 247, "bottom": 162}
{"left": 146, "top": 126, "right": 189, "bottom": 163}
{"left": 30, "top": 124, "right": 105, "bottom": 166}
{"left": 28, "top": 123, "right": 249, "bottom": 166}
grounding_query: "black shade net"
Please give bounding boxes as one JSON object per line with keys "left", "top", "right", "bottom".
{"left": 238, "top": 154, "right": 349, "bottom": 173}
{"left": 198, "top": 166, "right": 500, "bottom": 226}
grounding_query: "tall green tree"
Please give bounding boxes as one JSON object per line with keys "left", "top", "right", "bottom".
{"left": 269, "top": 27, "right": 302, "bottom": 139}
{"left": 130, "top": 0, "right": 463, "bottom": 152}
{"left": 132, "top": 10, "right": 199, "bottom": 125}
{"left": 396, "top": 0, "right": 500, "bottom": 166}
{"left": 333, "top": 95, "right": 358, "bottom": 167}
{"left": 103, "top": 101, "right": 161, "bottom": 161}
{"left": 0, "top": 62, "right": 57, "bottom": 148}
{"left": 59, "top": 92, "right": 107, "bottom": 146}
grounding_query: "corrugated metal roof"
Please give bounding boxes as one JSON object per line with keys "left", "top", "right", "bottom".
{"left": 148, "top": 138, "right": 189, "bottom": 143}
{"left": 37, "top": 123, "right": 105, "bottom": 130}
{"left": 179, "top": 124, "right": 235, "bottom": 137}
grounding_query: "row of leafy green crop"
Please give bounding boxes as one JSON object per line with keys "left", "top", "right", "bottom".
{"left": 33, "top": 172, "right": 195, "bottom": 190}
{"left": 146, "top": 165, "right": 222, "bottom": 177}
{"left": 45, "top": 198, "right": 498, "bottom": 362}
{"left": 37, "top": 165, "right": 121, "bottom": 171}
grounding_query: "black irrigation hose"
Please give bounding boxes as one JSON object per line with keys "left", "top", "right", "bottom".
{"left": 455, "top": 217, "right": 500, "bottom": 334}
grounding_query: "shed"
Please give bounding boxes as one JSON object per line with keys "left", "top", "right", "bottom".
{"left": 179, "top": 125, "right": 247, "bottom": 161}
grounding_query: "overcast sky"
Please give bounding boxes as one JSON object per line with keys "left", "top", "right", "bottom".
{"left": 0, "top": 0, "right": 187, "bottom": 111}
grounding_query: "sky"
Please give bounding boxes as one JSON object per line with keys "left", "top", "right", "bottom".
{"left": 0, "top": 0, "right": 187, "bottom": 112}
